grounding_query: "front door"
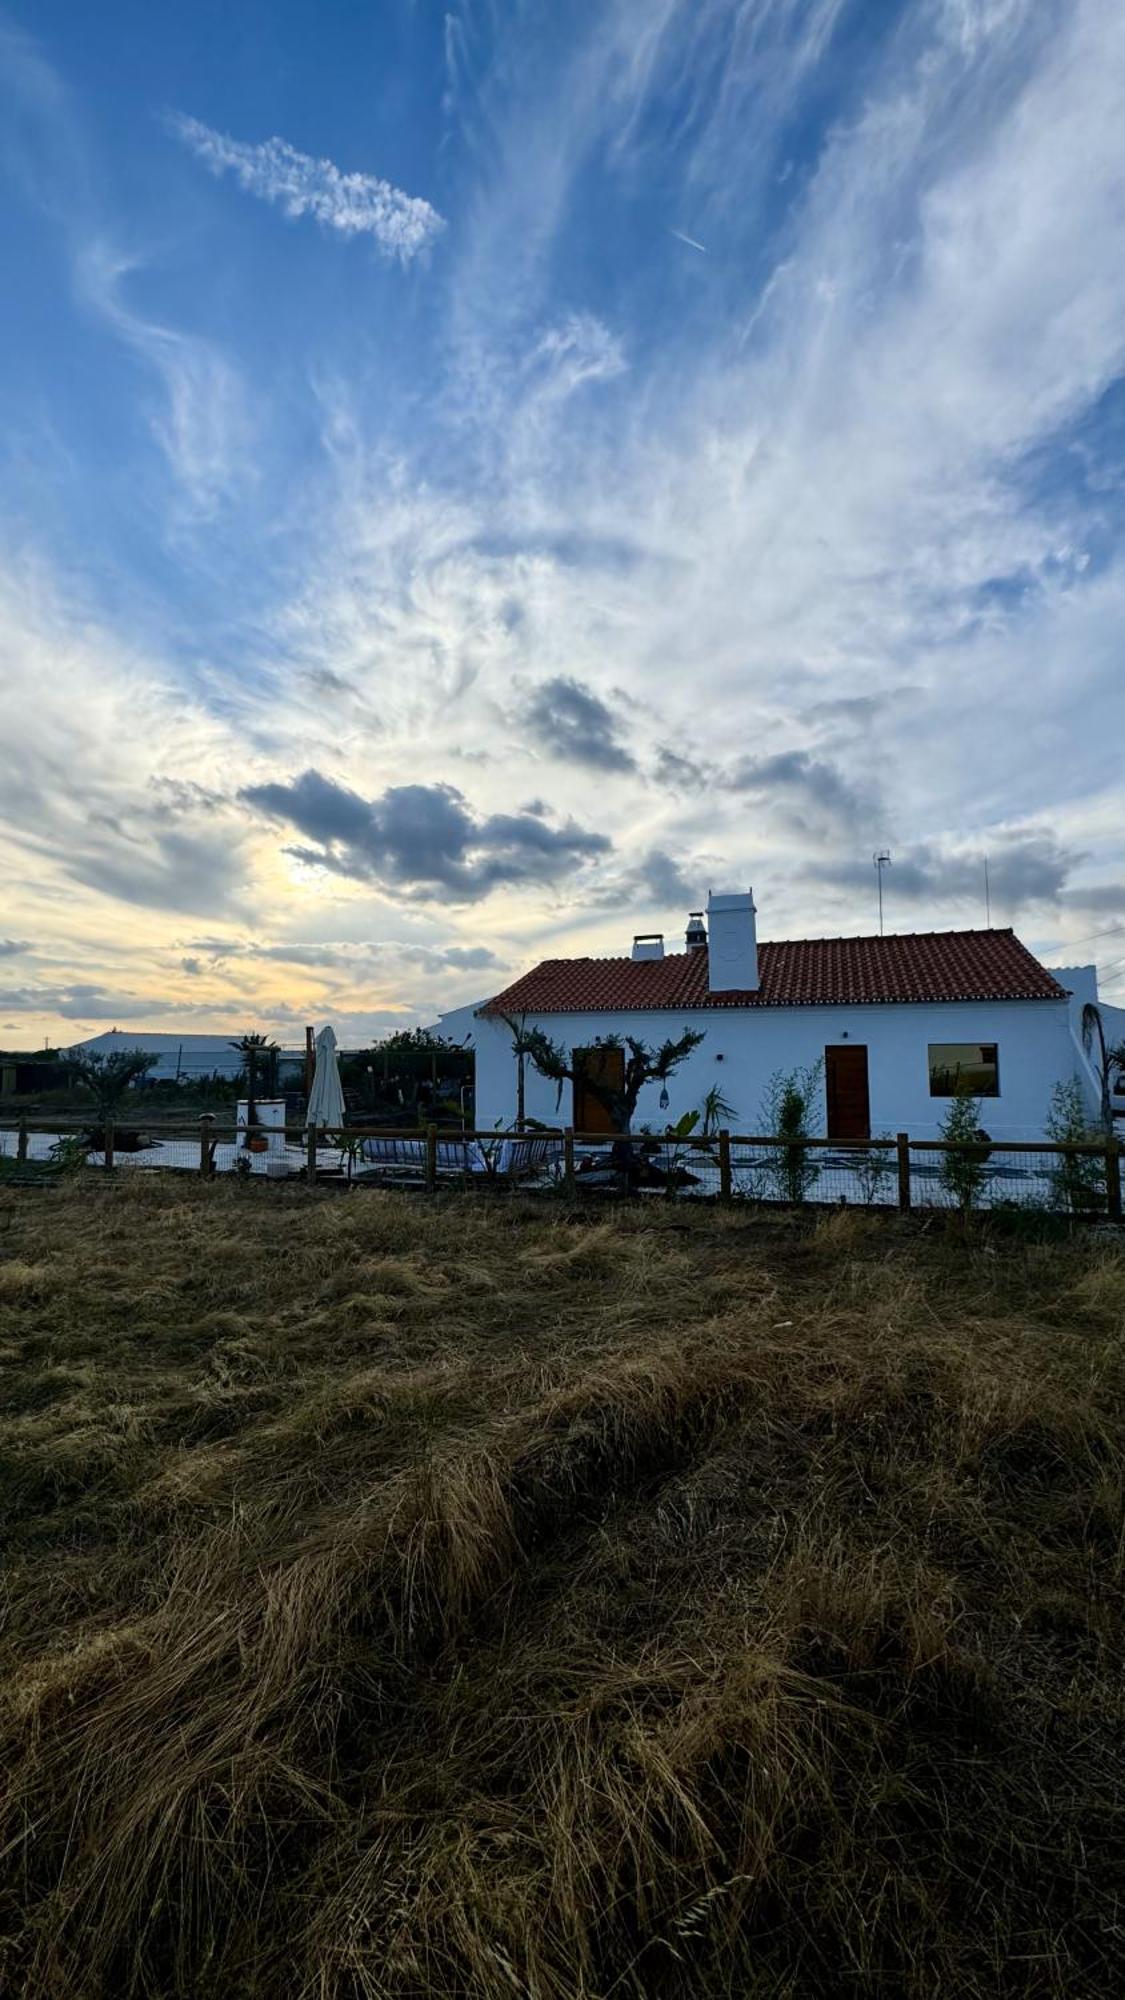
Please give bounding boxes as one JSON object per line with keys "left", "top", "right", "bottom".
{"left": 573, "top": 1046, "right": 626, "bottom": 1133}
{"left": 825, "top": 1045, "right": 870, "bottom": 1140}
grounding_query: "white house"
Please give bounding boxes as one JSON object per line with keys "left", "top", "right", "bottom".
{"left": 1047, "top": 964, "right": 1125, "bottom": 1117}
{"left": 65, "top": 1031, "right": 305, "bottom": 1085}
{"left": 450, "top": 890, "right": 1105, "bottom": 1142}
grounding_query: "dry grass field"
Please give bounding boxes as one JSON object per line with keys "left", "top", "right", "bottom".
{"left": 1, "top": 1177, "right": 1124, "bottom": 1999}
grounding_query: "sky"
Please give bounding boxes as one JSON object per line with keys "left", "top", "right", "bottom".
{"left": 1, "top": 0, "right": 1124, "bottom": 1048}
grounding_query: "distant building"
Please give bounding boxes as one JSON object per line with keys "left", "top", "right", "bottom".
{"left": 65, "top": 1031, "right": 305, "bottom": 1084}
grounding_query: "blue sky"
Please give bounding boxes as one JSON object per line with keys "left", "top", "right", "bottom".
{"left": 1, "top": 0, "right": 1124, "bottom": 1043}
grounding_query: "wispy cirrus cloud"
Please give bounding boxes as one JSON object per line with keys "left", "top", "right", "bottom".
{"left": 169, "top": 114, "right": 445, "bottom": 261}
{"left": 77, "top": 239, "right": 250, "bottom": 513}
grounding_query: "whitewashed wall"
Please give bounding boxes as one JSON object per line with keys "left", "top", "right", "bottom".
{"left": 1049, "top": 965, "right": 1125, "bottom": 1116}
{"left": 469, "top": 998, "right": 1076, "bottom": 1141}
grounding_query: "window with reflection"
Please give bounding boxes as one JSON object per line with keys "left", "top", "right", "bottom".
{"left": 928, "top": 1043, "right": 1000, "bottom": 1097}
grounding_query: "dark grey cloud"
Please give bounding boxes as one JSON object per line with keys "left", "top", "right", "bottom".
{"left": 177, "top": 934, "right": 504, "bottom": 975}
{"left": 180, "top": 956, "right": 204, "bottom": 976}
{"left": 653, "top": 742, "right": 877, "bottom": 839}
{"left": 728, "top": 750, "right": 877, "bottom": 838}
{"left": 240, "top": 769, "right": 609, "bottom": 899}
{"left": 802, "top": 687, "right": 922, "bottom": 728}
{"left": 652, "top": 745, "right": 713, "bottom": 790}
{"left": 442, "top": 945, "right": 501, "bottom": 969}
{"left": 0, "top": 983, "right": 169, "bottom": 1021}
{"left": 0, "top": 939, "right": 30, "bottom": 958}
{"left": 806, "top": 830, "right": 1125, "bottom": 919}
{"left": 591, "top": 845, "right": 698, "bottom": 912}
{"left": 523, "top": 676, "right": 637, "bottom": 773}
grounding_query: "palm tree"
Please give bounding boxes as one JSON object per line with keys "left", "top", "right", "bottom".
{"left": 70, "top": 1049, "right": 157, "bottom": 1124}
{"left": 230, "top": 1034, "right": 280, "bottom": 1148}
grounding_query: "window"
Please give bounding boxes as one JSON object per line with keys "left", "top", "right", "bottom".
{"left": 928, "top": 1042, "right": 999, "bottom": 1098}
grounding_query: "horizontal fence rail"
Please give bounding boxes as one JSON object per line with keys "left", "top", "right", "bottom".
{"left": 0, "top": 1116, "right": 1120, "bottom": 1222}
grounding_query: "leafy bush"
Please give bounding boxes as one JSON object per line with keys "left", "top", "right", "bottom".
{"left": 850, "top": 1137, "right": 894, "bottom": 1206}
{"left": 760, "top": 1060, "right": 823, "bottom": 1204}
{"left": 938, "top": 1089, "right": 992, "bottom": 1215}
{"left": 1045, "top": 1077, "right": 1106, "bottom": 1215}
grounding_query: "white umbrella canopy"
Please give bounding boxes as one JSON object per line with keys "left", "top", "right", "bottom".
{"left": 306, "top": 1025, "right": 346, "bottom": 1131}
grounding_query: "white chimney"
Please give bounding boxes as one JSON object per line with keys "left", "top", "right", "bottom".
{"left": 706, "top": 889, "right": 758, "bottom": 991}
{"left": 685, "top": 911, "right": 707, "bottom": 951}
{"left": 631, "top": 933, "right": 665, "bottom": 961}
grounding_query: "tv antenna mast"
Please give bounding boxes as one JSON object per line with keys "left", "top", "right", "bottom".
{"left": 873, "top": 850, "right": 892, "bottom": 935}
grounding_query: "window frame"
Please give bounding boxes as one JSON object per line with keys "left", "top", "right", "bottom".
{"left": 927, "top": 1041, "right": 1001, "bottom": 1099}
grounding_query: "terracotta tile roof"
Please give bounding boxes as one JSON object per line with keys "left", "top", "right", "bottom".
{"left": 480, "top": 929, "right": 1066, "bottom": 1016}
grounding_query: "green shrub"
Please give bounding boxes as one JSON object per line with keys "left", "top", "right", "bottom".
{"left": 760, "top": 1061, "right": 823, "bottom": 1205}
{"left": 1045, "top": 1078, "right": 1106, "bottom": 1215}
{"left": 938, "top": 1089, "right": 992, "bottom": 1215}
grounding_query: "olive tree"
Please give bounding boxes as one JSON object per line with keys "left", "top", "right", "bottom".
{"left": 501, "top": 1018, "right": 705, "bottom": 1133}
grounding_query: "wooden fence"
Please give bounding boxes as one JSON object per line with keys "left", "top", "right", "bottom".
{"left": 1, "top": 1116, "right": 1121, "bottom": 1221}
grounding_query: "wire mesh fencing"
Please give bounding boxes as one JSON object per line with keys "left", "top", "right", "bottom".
{"left": 0, "top": 1118, "right": 1120, "bottom": 1222}
{"left": 907, "top": 1139, "right": 1112, "bottom": 1217}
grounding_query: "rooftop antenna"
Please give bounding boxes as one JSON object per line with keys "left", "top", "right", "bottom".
{"left": 873, "top": 850, "right": 891, "bottom": 936}
{"left": 984, "top": 856, "right": 991, "bottom": 927}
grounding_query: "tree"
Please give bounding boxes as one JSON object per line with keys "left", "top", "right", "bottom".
{"left": 1081, "top": 1004, "right": 1122, "bottom": 1136}
{"left": 1045, "top": 1077, "right": 1106, "bottom": 1215}
{"left": 230, "top": 1034, "right": 280, "bottom": 1146}
{"left": 938, "top": 1088, "right": 992, "bottom": 1217}
{"left": 759, "top": 1061, "right": 823, "bottom": 1205}
{"left": 501, "top": 1018, "right": 705, "bottom": 1133}
{"left": 70, "top": 1049, "right": 158, "bottom": 1124}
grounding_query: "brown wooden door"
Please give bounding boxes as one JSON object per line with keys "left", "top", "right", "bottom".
{"left": 573, "top": 1046, "right": 626, "bottom": 1133}
{"left": 825, "top": 1045, "right": 870, "bottom": 1140}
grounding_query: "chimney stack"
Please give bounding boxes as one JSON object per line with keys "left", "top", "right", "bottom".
{"left": 685, "top": 911, "right": 707, "bottom": 950}
{"left": 631, "top": 933, "right": 664, "bottom": 961}
{"left": 706, "top": 889, "right": 758, "bottom": 992}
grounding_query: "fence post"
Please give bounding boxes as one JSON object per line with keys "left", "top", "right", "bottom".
{"left": 563, "top": 1126, "right": 576, "bottom": 1198}
{"left": 896, "top": 1132, "right": 911, "bottom": 1213}
{"left": 198, "top": 1113, "right": 215, "bottom": 1179}
{"left": 1106, "top": 1140, "right": 1122, "bottom": 1225}
{"left": 306, "top": 1123, "right": 317, "bottom": 1186}
{"left": 425, "top": 1123, "right": 438, "bottom": 1195}
{"left": 104, "top": 1121, "right": 115, "bottom": 1173}
{"left": 16, "top": 1115, "right": 28, "bottom": 1163}
{"left": 718, "top": 1129, "right": 732, "bottom": 1201}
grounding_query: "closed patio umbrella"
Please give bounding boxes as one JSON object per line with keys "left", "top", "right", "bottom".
{"left": 306, "top": 1025, "right": 345, "bottom": 1132}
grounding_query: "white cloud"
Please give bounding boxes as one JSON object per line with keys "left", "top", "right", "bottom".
{"left": 258, "top": 0, "right": 1124, "bottom": 987}
{"left": 76, "top": 238, "right": 250, "bottom": 515}
{"left": 531, "top": 314, "right": 627, "bottom": 398}
{"left": 170, "top": 114, "right": 445, "bottom": 262}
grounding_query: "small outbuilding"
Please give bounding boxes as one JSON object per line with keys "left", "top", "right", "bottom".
{"left": 462, "top": 890, "right": 1101, "bottom": 1142}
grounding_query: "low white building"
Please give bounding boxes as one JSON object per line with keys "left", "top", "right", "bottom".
{"left": 66, "top": 1030, "right": 305, "bottom": 1084}
{"left": 453, "top": 891, "right": 1106, "bottom": 1142}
